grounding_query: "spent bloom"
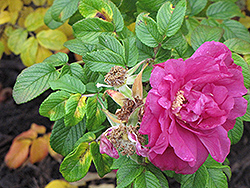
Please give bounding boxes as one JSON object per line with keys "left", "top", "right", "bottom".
{"left": 139, "top": 41, "right": 248, "bottom": 174}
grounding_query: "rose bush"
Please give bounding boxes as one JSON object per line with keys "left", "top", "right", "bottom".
{"left": 139, "top": 41, "right": 248, "bottom": 174}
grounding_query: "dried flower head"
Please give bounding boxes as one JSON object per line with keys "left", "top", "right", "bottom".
{"left": 104, "top": 66, "right": 127, "bottom": 87}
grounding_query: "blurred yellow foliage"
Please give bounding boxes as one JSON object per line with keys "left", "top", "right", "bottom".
{"left": 45, "top": 180, "right": 78, "bottom": 188}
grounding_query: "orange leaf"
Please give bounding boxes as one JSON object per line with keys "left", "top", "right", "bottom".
{"left": 105, "top": 90, "right": 127, "bottom": 107}
{"left": 132, "top": 64, "right": 148, "bottom": 99}
{"left": 14, "top": 129, "right": 37, "bottom": 141}
{"left": 4, "top": 139, "right": 32, "bottom": 168}
{"left": 30, "top": 123, "right": 46, "bottom": 134}
{"left": 29, "top": 136, "right": 49, "bottom": 164}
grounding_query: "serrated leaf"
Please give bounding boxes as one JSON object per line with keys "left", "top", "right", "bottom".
{"left": 50, "top": 118, "right": 86, "bottom": 156}
{"left": 147, "top": 164, "right": 169, "bottom": 188}
{"left": 7, "top": 28, "right": 28, "bottom": 55}
{"left": 83, "top": 50, "right": 125, "bottom": 72}
{"left": 64, "top": 94, "right": 87, "bottom": 127}
{"left": 200, "top": 18, "right": 219, "bottom": 27}
{"left": 37, "top": 30, "right": 67, "bottom": 51}
{"left": 122, "top": 37, "right": 138, "bottom": 67}
{"left": 60, "top": 142, "right": 92, "bottom": 182}
{"left": 187, "top": 0, "right": 207, "bottom": 16}
{"left": 50, "top": 74, "right": 86, "bottom": 94}
{"left": 86, "top": 94, "right": 107, "bottom": 131}
{"left": 43, "top": 52, "right": 68, "bottom": 66}
{"left": 111, "top": 155, "right": 130, "bottom": 169}
{"left": 24, "top": 11, "right": 44, "bottom": 31}
{"left": 116, "top": 160, "right": 145, "bottom": 188}
{"left": 136, "top": 39, "right": 154, "bottom": 62}
{"left": 66, "top": 63, "right": 86, "bottom": 84}
{"left": 74, "top": 132, "right": 96, "bottom": 148}
{"left": 227, "top": 118, "right": 244, "bottom": 145}
{"left": 82, "top": 66, "right": 100, "bottom": 84}
{"left": 134, "top": 171, "right": 162, "bottom": 188}
{"left": 13, "top": 62, "right": 59, "bottom": 104}
{"left": 135, "top": 13, "right": 163, "bottom": 48}
{"left": 191, "top": 25, "right": 224, "bottom": 50}
{"left": 39, "top": 91, "right": 71, "bottom": 121}
{"left": 99, "top": 34, "right": 124, "bottom": 57}
{"left": 90, "top": 142, "right": 113, "bottom": 177}
{"left": 73, "top": 18, "right": 114, "bottom": 44}
{"left": 51, "top": 0, "right": 79, "bottom": 22}
{"left": 20, "top": 37, "right": 38, "bottom": 67}
{"left": 221, "top": 20, "right": 250, "bottom": 42}
{"left": 206, "top": 1, "right": 244, "bottom": 19}
{"left": 107, "top": 0, "right": 124, "bottom": 32}
{"left": 44, "top": 7, "right": 64, "bottom": 29}
{"left": 157, "top": 0, "right": 186, "bottom": 37}
{"left": 136, "top": 0, "right": 165, "bottom": 13}
{"left": 206, "top": 168, "right": 228, "bottom": 188}
{"left": 79, "top": 0, "right": 113, "bottom": 21}
{"left": 231, "top": 53, "right": 250, "bottom": 88}
{"left": 181, "top": 165, "right": 208, "bottom": 188}
{"left": 241, "top": 95, "right": 250, "bottom": 121}
{"left": 64, "top": 38, "right": 96, "bottom": 56}
{"left": 224, "top": 38, "right": 250, "bottom": 55}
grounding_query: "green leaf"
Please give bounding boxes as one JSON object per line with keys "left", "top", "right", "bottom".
{"left": 231, "top": 53, "right": 250, "bottom": 88}
{"left": 24, "top": 11, "right": 44, "bottom": 31}
{"left": 74, "top": 132, "right": 96, "bottom": 148}
{"left": 241, "top": 95, "right": 250, "bottom": 121}
{"left": 191, "top": 25, "right": 224, "bottom": 50}
{"left": 228, "top": 118, "right": 244, "bottom": 145}
{"left": 162, "top": 30, "right": 186, "bottom": 50}
{"left": 39, "top": 91, "right": 71, "bottom": 121}
{"left": 44, "top": 7, "right": 63, "bottom": 29}
{"left": 20, "top": 37, "right": 38, "bottom": 67}
{"left": 0, "top": 41, "right": 4, "bottom": 59}
{"left": 64, "top": 38, "right": 96, "bottom": 56}
{"left": 51, "top": 0, "right": 79, "bottom": 22}
{"left": 7, "top": 28, "right": 28, "bottom": 55}
{"left": 107, "top": 0, "right": 124, "bottom": 32}
{"left": 224, "top": 38, "right": 250, "bottom": 55}
{"left": 73, "top": 18, "right": 114, "bottom": 44}
{"left": 122, "top": 37, "right": 138, "bottom": 67}
{"left": 136, "top": 0, "right": 166, "bottom": 13}
{"left": 116, "top": 160, "right": 145, "bottom": 188}
{"left": 206, "top": 1, "right": 244, "bottom": 19}
{"left": 111, "top": 155, "right": 130, "bottom": 169}
{"left": 181, "top": 165, "right": 208, "bottom": 188}
{"left": 37, "top": 30, "right": 67, "bottom": 51}
{"left": 50, "top": 118, "right": 86, "bottom": 156}
{"left": 99, "top": 34, "right": 124, "bottom": 57}
{"left": 86, "top": 94, "right": 107, "bottom": 131}
{"left": 90, "top": 142, "right": 113, "bottom": 177}
{"left": 43, "top": 52, "right": 68, "bottom": 66}
{"left": 65, "top": 63, "right": 86, "bottom": 84}
{"left": 206, "top": 168, "right": 228, "bottom": 188}
{"left": 135, "top": 13, "right": 163, "bottom": 48}
{"left": 134, "top": 171, "right": 161, "bottom": 188}
{"left": 50, "top": 74, "right": 86, "bottom": 94}
{"left": 187, "top": 0, "right": 207, "bottom": 16}
{"left": 83, "top": 50, "right": 125, "bottom": 72}
{"left": 157, "top": 0, "right": 186, "bottom": 37}
{"left": 155, "top": 47, "right": 171, "bottom": 63}
{"left": 13, "top": 62, "right": 58, "bottom": 104}
{"left": 82, "top": 66, "right": 100, "bottom": 84}
{"left": 60, "top": 142, "right": 92, "bottom": 182}
{"left": 136, "top": 39, "right": 154, "bottom": 62}
{"left": 64, "top": 94, "right": 87, "bottom": 127}
{"left": 221, "top": 20, "right": 250, "bottom": 42}
{"left": 147, "top": 164, "right": 169, "bottom": 188}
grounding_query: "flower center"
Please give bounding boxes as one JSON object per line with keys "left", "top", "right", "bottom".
{"left": 171, "top": 90, "right": 186, "bottom": 117}
{"left": 104, "top": 66, "right": 127, "bottom": 87}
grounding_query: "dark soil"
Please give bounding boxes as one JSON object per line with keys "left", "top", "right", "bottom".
{"left": 0, "top": 55, "right": 249, "bottom": 188}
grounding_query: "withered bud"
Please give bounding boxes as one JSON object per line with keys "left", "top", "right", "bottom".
{"left": 104, "top": 66, "right": 127, "bottom": 87}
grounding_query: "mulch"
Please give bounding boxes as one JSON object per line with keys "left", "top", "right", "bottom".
{"left": 0, "top": 54, "right": 249, "bottom": 188}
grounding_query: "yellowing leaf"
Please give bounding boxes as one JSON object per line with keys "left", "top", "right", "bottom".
{"left": 32, "top": 0, "right": 46, "bottom": 6}
{"left": 29, "top": 137, "right": 49, "bottom": 164}
{"left": 35, "top": 7, "right": 48, "bottom": 15}
{"left": 36, "top": 45, "right": 53, "bottom": 63}
{"left": 25, "top": 11, "right": 44, "bottom": 31}
{"left": 0, "top": 1, "right": 9, "bottom": 12}
{"left": 31, "top": 123, "right": 46, "bottom": 134}
{"left": 0, "top": 41, "right": 4, "bottom": 59}
{"left": 127, "top": 22, "right": 135, "bottom": 32}
{"left": 37, "top": 30, "right": 67, "bottom": 51}
{"left": 20, "top": 37, "right": 38, "bottom": 66}
{"left": 0, "top": 11, "right": 11, "bottom": 25}
{"left": 4, "top": 25, "right": 14, "bottom": 37}
{"left": 57, "top": 21, "right": 73, "bottom": 38}
{"left": 47, "top": 0, "right": 54, "bottom": 6}
{"left": 0, "top": 36, "right": 11, "bottom": 55}
{"left": 7, "top": 28, "right": 28, "bottom": 55}
{"left": 4, "top": 139, "right": 32, "bottom": 169}
{"left": 239, "top": 12, "right": 250, "bottom": 29}
{"left": 23, "top": 0, "right": 32, "bottom": 5}
{"left": 247, "top": 0, "right": 250, "bottom": 11}
{"left": 8, "top": 0, "right": 23, "bottom": 12}
{"left": 18, "top": 6, "right": 34, "bottom": 27}
{"left": 9, "top": 11, "right": 18, "bottom": 24}
{"left": 45, "top": 180, "right": 78, "bottom": 188}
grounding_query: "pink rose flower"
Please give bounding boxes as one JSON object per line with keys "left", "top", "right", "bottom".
{"left": 139, "top": 41, "right": 248, "bottom": 174}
